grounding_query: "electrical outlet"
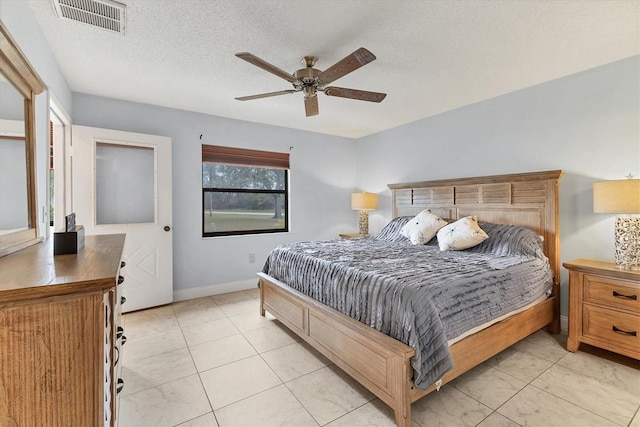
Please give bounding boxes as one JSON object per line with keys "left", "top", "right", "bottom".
{"left": 249, "top": 253, "right": 255, "bottom": 263}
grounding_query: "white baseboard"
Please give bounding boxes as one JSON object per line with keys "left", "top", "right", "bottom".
{"left": 560, "top": 315, "right": 568, "bottom": 333}
{"left": 173, "top": 279, "right": 258, "bottom": 302}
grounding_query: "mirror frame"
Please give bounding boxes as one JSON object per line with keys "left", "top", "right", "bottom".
{"left": 0, "top": 20, "right": 45, "bottom": 257}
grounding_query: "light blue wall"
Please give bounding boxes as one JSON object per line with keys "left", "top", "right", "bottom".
{"left": 355, "top": 55, "right": 640, "bottom": 317}
{"left": 72, "top": 94, "right": 358, "bottom": 292}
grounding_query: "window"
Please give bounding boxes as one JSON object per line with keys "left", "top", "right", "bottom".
{"left": 202, "top": 145, "right": 289, "bottom": 237}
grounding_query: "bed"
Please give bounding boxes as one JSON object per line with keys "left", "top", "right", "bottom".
{"left": 257, "top": 170, "right": 563, "bottom": 426}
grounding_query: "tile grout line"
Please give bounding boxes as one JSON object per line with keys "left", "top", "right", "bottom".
{"left": 180, "top": 294, "right": 309, "bottom": 423}
{"left": 118, "top": 349, "right": 198, "bottom": 399}
{"left": 119, "top": 306, "right": 209, "bottom": 425}
{"left": 493, "top": 349, "right": 629, "bottom": 427}
{"left": 178, "top": 310, "right": 219, "bottom": 427}
{"left": 481, "top": 348, "right": 567, "bottom": 426}
{"left": 627, "top": 407, "right": 640, "bottom": 427}
{"left": 535, "top": 351, "right": 637, "bottom": 426}
{"left": 244, "top": 316, "right": 321, "bottom": 426}
{"left": 120, "top": 296, "right": 306, "bottom": 425}
{"left": 280, "top": 380, "right": 323, "bottom": 427}
{"left": 492, "top": 347, "right": 568, "bottom": 423}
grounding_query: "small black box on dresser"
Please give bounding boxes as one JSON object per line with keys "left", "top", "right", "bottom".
{"left": 54, "top": 225, "right": 85, "bottom": 255}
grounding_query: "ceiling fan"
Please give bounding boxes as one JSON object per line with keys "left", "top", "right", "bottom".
{"left": 235, "top": 47, "right": 386, "bottom": 117}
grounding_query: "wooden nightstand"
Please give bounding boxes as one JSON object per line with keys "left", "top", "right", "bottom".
{"left": 563, "top": 259, "right": 639, "bottom": 359}
{"left": 339, "top": 232, "right": 368, "bottom": 239}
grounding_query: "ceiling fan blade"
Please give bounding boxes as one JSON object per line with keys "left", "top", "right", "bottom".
{"left": 236, "top": 52, "right": 299, "bottom": 83}
{"left": 324, "top": 87, "right": 387, "bottom": 103}
{"left": 305, "top": 96, "right": 319, "bottom": 117}
{"left": 317, "top": 48, "right": 376, "bottom": 85}
{"left": 235, "top": 90, "right": 296, "bottom": 101}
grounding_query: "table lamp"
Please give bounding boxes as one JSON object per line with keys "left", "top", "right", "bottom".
{"left": 351, "top": 192, "right": 378, "bottom": 236}
{"left": 593, "top": 178, "right": 640, "bottom": 268}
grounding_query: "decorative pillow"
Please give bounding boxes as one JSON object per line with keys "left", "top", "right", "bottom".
{"left": 436, "top": 216, "right": 489, "bottom": 251}
{"left": 400, "top": 210, "right": 448, "bottom": 245}
{"left": 466, "top": 222, "right": 544, "bottom": 258}
{"left": 372, "top": 216, "right": 413, "bottom": 242}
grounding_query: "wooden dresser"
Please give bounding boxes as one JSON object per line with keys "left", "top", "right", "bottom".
{"left": 564, "top": 259, "right": 639, "bottom": 359}
{"left": 0, "top": 234, "right": 126, "bottom": 426}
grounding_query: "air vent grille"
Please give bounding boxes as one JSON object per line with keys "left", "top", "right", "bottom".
{"left": 52, "top": 0, "right": 126, "bottom": 34}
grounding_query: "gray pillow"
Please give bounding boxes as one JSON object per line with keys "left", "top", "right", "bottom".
{"left": 467, "top": 223, "right": 544, "bottom": 258}
{"left": 372, "top": 216, "right": 412, "bottom": 242}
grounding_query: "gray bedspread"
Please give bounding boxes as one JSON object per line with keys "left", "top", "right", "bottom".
{"left": 261, "top": 221, "right": 553, "bottom": 389}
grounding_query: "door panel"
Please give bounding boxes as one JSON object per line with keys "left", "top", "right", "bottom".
{"left": 72, "top": 125, "right": 172, "bottom": 312}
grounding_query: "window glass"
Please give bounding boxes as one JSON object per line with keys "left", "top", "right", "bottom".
{"left": 202, "top": 159, "right": 288, "bottom": 237}
{"left": 203, "top": 164, "right": 285, "bottom": 190}
{"left": 96, "top": 143, "right": 155, "bottom": 225}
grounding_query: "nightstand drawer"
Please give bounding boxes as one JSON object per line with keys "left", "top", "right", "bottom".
{"left": 583, "top": 305, "right": 640, "bottom": 353}
{"left": 584, "top": 275, "right": 640, "bottom": 313}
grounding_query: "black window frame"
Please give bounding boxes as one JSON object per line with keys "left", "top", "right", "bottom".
{"left": 202, "top": 145, "right": 289, "bottom": 237}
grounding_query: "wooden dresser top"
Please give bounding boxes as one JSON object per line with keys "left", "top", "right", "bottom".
{"left": 0, "top": 234, "right": 126, "bottom": 303}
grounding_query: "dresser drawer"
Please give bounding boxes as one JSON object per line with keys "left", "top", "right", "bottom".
{"left": 583, "top": 305, "right": 640, "bottom": 354}
{"left": 583, "top": 275, "right": 639, "bottom": 313}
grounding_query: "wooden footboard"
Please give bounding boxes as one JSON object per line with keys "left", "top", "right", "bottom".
{"left": 258, "top": 272, "right": 414, "bottom": 426}
{"left": 258, "top": 272, "right": 555, "bottom": 426}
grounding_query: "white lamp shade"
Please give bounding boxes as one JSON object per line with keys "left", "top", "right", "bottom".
{"left": 593, "top": 179, "right": 640, "bottom": 214}
{"left": 351, "top": 192, "right": 378, "bottom": 211}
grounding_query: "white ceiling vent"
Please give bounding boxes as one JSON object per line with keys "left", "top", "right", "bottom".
{"left": 52, "top": 0, "right": 126, "bottom": 35}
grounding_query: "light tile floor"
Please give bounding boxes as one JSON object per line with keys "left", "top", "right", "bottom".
{"left": 118, "top": 289, "right": 640, "bottom": 427}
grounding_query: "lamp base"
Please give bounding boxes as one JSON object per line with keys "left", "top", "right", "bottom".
{"left": 614, "top": 216, "right": 640, "bottom": 268}
{"left": 358, "top": 210, "right": 369, "bottom": 236}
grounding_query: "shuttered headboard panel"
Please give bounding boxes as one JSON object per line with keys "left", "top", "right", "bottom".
{"left": 388, "top": 170, "right": 564, "bottom": 330}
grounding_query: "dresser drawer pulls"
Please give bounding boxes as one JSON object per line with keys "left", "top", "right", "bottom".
{"left": 114, "top": 346, "right": 120, "bottom": 365}
{"left": 116, "top": 378, "right": 124, "bottom": 395}
{"left": 120, "top": 261, "right": 126, "bottom": 268}
{"left": 117, "top": 276, "right": 125, "bottom": 285}
{"left": 120, "top": 296, "right": 126, "bottom": 305}
{"left": 612, "top": 325, "right": 637, "bottom": 337}
{"left": 612, "top": 290, "right": 637, "bottom": 300}
{"left": 116, "top": 326, "right": 127, "bottom": 343}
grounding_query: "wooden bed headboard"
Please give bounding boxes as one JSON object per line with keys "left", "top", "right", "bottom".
{"left": 388, "top": 170, "right": 564, "bottom": 327}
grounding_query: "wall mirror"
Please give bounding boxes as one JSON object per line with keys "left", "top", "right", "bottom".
{"left": 0, "top": 21, "right": 45, "bottom": 257}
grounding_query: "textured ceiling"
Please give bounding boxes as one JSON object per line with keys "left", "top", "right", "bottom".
{"left": 28, "top": 0, "right": 639, "bottom": 139}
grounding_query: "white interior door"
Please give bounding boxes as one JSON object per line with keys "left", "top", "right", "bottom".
{"left": 72, "top": 125, "right": 172, "bottom": 312}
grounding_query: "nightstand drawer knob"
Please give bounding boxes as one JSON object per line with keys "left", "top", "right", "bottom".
{"left": 612, "top": 325, "right": 637, "bottom": 337}
{"left": 612, "top": 291, "right": 637, "bottom": 300}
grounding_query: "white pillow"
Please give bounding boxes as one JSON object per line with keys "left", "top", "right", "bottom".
{"left": 400, "top": 210, "right": 448, "bottom": 245}
{"left": 436, "top": 216, "right": 489, "bottom": 251}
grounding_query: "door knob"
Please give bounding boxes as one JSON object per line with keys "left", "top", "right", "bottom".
{"left": 164, "top": 226, "right": 171, "bottom": 232}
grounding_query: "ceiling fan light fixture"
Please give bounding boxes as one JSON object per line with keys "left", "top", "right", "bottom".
{"left": 303, "top": 86, "right": 317, "bottom": 98}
